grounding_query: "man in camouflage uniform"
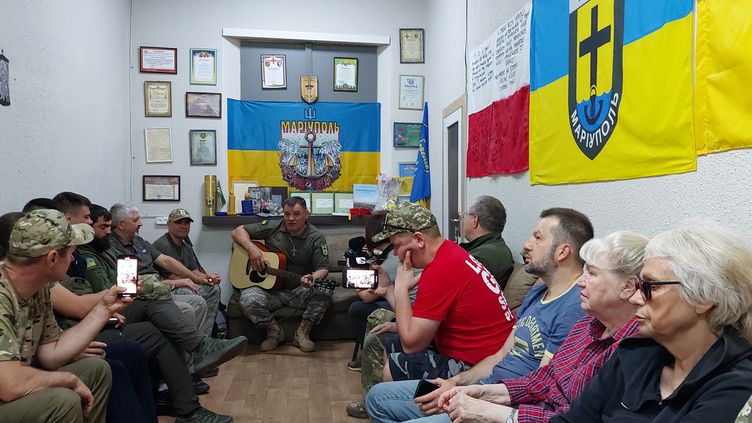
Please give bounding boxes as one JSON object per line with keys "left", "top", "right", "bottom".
{"left": 1, "top": 210, "right": 235, "bottom": 423}
{"left": 153, "top": 208, "right": 221, "bottom": 338}
{"left": 0, "top": 209, "right": 121, "bottom": 422}
{"left": 231, "top": 196, "right": 331, "bottom": 352}
{"left": 79, "top": 204, "right": 247, "bottom": 376}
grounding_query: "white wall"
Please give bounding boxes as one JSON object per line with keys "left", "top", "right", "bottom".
{"left": 0, "top": 0, "right": 131, "bottom": 211}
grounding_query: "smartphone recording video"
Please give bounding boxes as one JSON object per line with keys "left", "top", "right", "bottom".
{"left": 343, "top": 268, "right": 378, "bottom": 289}
{"left": 116, "top": 255, "right": 138, "bottom": 297}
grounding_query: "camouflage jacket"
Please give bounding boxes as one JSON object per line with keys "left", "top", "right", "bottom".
{"left": 0, "top": 266, "right": 61, "bottom": 366}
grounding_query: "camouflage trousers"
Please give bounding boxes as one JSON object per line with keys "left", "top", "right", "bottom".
{"left": 361, "top": 308, "right": 396, "bottom": 399}
{"left": 0, "top": 357, "right": 111, "bottom": 423}
{"left": 238, "top": 285, "right": 332, "bottom": 328}
{"left": 737, "top": 395, "right": 752, "bottom": 422}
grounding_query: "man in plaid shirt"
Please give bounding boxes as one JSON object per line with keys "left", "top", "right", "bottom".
{"left": 438, "top": 231, "right": 647, "bottom": 423}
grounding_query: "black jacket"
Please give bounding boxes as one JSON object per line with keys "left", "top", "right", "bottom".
{"left": 551, "top": 327, "right": 752, "bottom": 423}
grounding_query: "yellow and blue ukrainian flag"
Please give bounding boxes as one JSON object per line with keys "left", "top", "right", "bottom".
{"left": 529, "top": 0, "right": 696, "bottom": 185}
{"left": 227, "top": 99, "right": 380, "bottom": 191}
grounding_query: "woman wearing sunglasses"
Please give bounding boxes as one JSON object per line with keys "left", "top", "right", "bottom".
{"left": 552, "top": 221, "right": 752, "bottom": 422}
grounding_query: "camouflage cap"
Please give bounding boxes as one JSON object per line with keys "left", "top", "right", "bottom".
{"left": 138, "top": 273, "right": 172, "bottom": 301}
{"left": 9, "top": 209, "right": 94, "bottom": 257}
{"left": 168, "top": 208, "right": 193, "bottom": 222}
{"left": 371, "top": 203, "right": 437, "bottom": 243}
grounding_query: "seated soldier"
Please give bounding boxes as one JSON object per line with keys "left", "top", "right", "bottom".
{"left": 370, "top": 203, "right": 516, "bottom": 385}
{"left": 0, "top": 211, "right": 232, "bottom": 423}
{"left": 153, "top": 207, "right": 221, "bottom": 338}
{"left": 109, "top": 203, "right": 210, "bottom": 332}
{"left": 75, "top": 204, "right": 246, "bottom": 377}
{"left": 367, "top": 208, "right": 593, "bottom": 423}
{"left": 0, "top": 209, "right": 125, "bottom": 423}
{"left": 460, "top": 195, "right": 514, "bottom": 288}
{"left": 231, "top": 196, "right": 331, "bottom": 353}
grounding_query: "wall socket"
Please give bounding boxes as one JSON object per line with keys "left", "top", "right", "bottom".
{"left": 155, "top": 216, "right": 168, "bottom": 225}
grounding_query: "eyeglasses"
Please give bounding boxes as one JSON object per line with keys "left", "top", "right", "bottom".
{"left": 633, "top": 280, "right": 682, "bottom": 301}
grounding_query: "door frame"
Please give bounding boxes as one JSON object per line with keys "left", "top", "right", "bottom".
{"left": 441, "top": 94, "right": 467, "bottom": 239}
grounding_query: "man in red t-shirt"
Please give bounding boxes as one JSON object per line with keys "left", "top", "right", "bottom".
{"left": 371, "top": 203, "right": 515, "bottom": 381}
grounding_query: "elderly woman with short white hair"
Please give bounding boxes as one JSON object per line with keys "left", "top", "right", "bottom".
{"left": 552, "top": 221, "right": 752, "bottom": 422}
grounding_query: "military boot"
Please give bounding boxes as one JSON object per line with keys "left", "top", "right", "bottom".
{"left": 293, "top": 319, "right": 315, "bottom": 352}
{"left": 260, "top": 319, "right": 285, "bottom": 352}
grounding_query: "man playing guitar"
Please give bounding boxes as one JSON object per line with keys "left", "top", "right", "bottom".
{"left": 231, "top": 196, "right": 330, "bottom": 353}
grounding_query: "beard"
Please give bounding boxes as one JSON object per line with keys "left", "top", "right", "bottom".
{"left": 524, "top": 245, "right": 558, "bottom": 277}
{"left": 89, "top": 236, "right": 111, "bottom": 253}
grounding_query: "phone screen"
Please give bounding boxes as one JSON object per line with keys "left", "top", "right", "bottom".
{"left": 344, "top": 268, "right": 378, "bottom": 289}
{"left": 116, "top": 255, "right": 138, "bottom": 296}
{"left": 413, "top": 379, "right": 439, "bottom": 398}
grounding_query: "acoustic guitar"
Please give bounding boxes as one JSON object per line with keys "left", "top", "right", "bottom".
{"left": 230, "top": 241, "right": 336, "bottom": 291}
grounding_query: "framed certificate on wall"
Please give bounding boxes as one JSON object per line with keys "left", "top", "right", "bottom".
{"left": 399, "top": 29, "right": 425, "bottom": 64}
{"left": 261, "top": 54, "right": 286, "bottom": 89}
{"left": 399, "top": 75, "right": 424, "bottom": 110}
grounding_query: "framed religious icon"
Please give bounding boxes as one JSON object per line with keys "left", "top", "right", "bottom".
{"left": 143, "top": 175, "right": 180, "bottom": 202}
{"left": 185, "top": 92, "right": 221, "bottom": 118}
{"left": 139, "top": 46, "right": 177, "bottom": 73}
{"left": 393, "top": 122, "right": 422, "bottom": 148}
{"left": 189, "top": 130, "right": 217, "bottom": 165}
{"left": 398, "top": 75, "right": 424, "bottom": 110}
{"left": 144, "top": 81, "right": 172, "bottom": 117}
{"left": 333, "top": 57, "right": 358, "bottom": 92}
{"left": 399, "top": 28, "right": 425, "bottom": 64}
{"left": 261, "top": 54, "right": 286, "bottom": 89}
{"left": 189, "top": 48, "right": 217, "bottom": 85}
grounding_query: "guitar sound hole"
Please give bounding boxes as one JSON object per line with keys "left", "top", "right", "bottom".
{"left": 248, "top": 262, "right": 269, "bottom": 283}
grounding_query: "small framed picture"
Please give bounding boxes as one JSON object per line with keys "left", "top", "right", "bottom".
{"left": 333, "top": 57, "right": 358, "bottom": 92}
{"left": 139, "top": 46, "right": 177, "bottom": 74}
{"left": 143, "top": 175, "right": 180, "bottom": 202}
{"left": 399, "top": 29, "right": 425, "bottom": 64}
{"left": 144, "top": 127, "right": 172, "bottom": 163}
{"left": 144, "top": 81, "right": 172, "bottom": 117}
{"left": 185, "top": 92, "right": 222, "bottom": 118}
{"left": 399, "top": 75, "right": 424, "bottom": 110}
{"left": 393, "top": 122, "right": 422, "bottom": 148}
{"left": 261, "top": 54, "right": 286, "bottom": 89}
{"left": 190, "top": 48, "right": 217, "bottom": 85}
{"left": 189, "top": 130, "right": 217, "bottom": 165}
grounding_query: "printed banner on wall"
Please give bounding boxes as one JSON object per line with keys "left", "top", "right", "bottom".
{"left": 467, "top": 3, "right": 531, "bottom": 177}
{"left": 228, "top": 99, "right": 380, "bottom": 191}
{"left": 529, "top": 0, "right": 696, "bottom": 185}
{"left": 695, "top": 0, "right": 752, "bottom": 154}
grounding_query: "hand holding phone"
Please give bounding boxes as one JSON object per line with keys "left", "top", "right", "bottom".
{"left": 343, "top": 268, "right": 378, "bottom": 289}
{"left": 116, "top": 255, "right": 138, "bottom": 297}
{"left": 414, "top": 379, "right": 439, "bottom": 399}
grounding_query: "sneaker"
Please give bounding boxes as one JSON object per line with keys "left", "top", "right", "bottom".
{"left": 193, "top": 336, "right": 247, "bottom": 375}
{"left": 175, "top": 407, "right": 232, "bottom": 423}
{"left": 192, "top": 374, "right": 210, "bottom": 395}
{"left": 196, "top": 366, "right": 219, "bottom": 378}
{"left": 346, "top": 402, "right": 369, "bottom": 419}
{"left": 347, "top": 360, "right": 361, "bottom": 372}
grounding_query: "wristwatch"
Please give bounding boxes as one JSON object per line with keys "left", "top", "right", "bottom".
{"left": 507, "top": 409, "right": 517, "bottom": 423}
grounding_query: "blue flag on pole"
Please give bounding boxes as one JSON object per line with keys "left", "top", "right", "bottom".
{"left": 410, "top": 103, "right": 430, "bottom": 203}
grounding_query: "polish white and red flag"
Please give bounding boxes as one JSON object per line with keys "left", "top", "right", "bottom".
{"left": 467, "top": 2, "right": 531, "bottom": 177}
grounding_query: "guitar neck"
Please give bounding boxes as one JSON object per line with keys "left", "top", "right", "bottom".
{"left": 265, "top": 266, "right": 304, "bottom": 282}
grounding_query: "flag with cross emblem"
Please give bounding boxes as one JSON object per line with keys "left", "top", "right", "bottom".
{"left": 529, "top": 0, "right": 695, "bottom": 184}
